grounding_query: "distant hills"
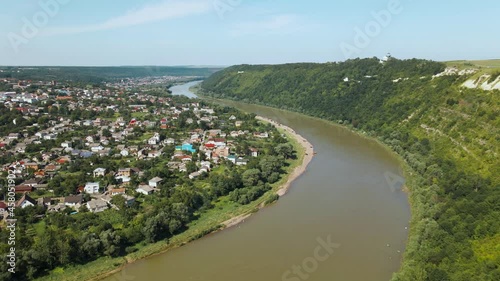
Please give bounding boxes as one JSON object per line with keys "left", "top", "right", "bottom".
{"left": 201, "top": 58, "right": 500, "bottom": 281}
{"left": 0, "top": 66, "right": 224, "bottom": 83}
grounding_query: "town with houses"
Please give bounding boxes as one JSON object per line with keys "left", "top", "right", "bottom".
{"left": 0, "top": 77, "right": 286, "bottom": 219}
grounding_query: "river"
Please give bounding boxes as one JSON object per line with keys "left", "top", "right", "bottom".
{"left": 169, "top": 80, "right": 203, "bottom": 99}
{"left": 104, "top": 81, "right": 411, "bottom": 281}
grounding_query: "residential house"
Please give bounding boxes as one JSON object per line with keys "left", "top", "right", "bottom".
{"left": 25, "top": 163, "right": 39, "bottom": 171}
{"left": 110, "top": 188, "right": 126, "bottom": 196}
{"left": 117, "top": 168, "right": 132, "bottom": 177}
{"left": 254, "top": 132, "right": 269, "bottom": 138}
{"left": 61, "top": 141, "right": 71, "bottom": 148}
{"left": 22, "top": 178, "right": 40, "bottom": 187}
{"left": 148, "top": 133, "right": 161, "bottom": 145}
{"left": 120, "top": 149, "right": 130, "bottom": 157}
{"left": 86, "top": 199, "right": 108, "bottom": 213}
{"left": 16, "top": 194, "right": 36, "bottom": 209}
{"left": 44, "top": 134, "right": 57, "bottom": 140}
{"left": 90, "top": 144, "right": 104, "bottom": 152}
{"left": 16, "top": 144, "right": 26, "bottom": 153}
{"left": 37, "top": 197, "right": 52, "bottom": 208}
{"left": 236, "top": 158, "right": 249, "bottom": 166}
{"left": 148, "top": 150, "right": 161, "bottom": 158}
{"left": 79, "top": 151, "right": 93, "bottom": 158}
{"left": 93, "top": 168, "right": 106, "bottom": 177}
{"left": 189, "top": 171, "right": 202, "bottom": 180}
{"left": 104, "top": 194, "right": 135, "bottom": 207}
{"left": 48, "top": 203, "right": 66, "bottom": 213}
{"left": 15, "top": 185, "right": 34, "bottom": 193}
{"left": 7, "top": 133, "right": 20, "bottom": 140}
{"left": 250, "top": 148, "right": 259, "bottom": 157}
{"left": 176, "top": 143, "right": 196, "bottom": 153}
{"left": 148, "top": 177, "right": 163, "bottom": 188}
{"left": 227, "top": 155, "right": 237, "bottom": 164}
{"left": 84, "top": 182, "right": 100, "bottom": 194}
{"left": 136, "top": 185, "right": 154, "bottom": 195}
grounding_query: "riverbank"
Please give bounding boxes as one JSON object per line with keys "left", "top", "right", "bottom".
{"left": 37, "top": 113, "right": 312, "bottom": 281}
{"left": 220, "top": 116, "right": 314, "bottom": 229}
{"left": 255, "top": 116, "right": 314, "bottom": 196}
{"left": 195, "top": 94, "right": 420, "bottom": 278}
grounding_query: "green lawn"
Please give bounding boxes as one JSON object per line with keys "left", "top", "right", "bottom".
{"left": 445, "top": 59, "right": 500, "bottom": 76}
{"left": 131, "top": 112, "right": 149, "bottom": 119}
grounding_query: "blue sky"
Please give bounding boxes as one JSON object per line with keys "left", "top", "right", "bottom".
{"left": 0, "top": 0, "right": 499, "bottom": 66}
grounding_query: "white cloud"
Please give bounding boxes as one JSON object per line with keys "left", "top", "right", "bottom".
{"left": 230, "top": 14, "right": 304, "bottom": 36}
{"left": 42, "top": 0, "right": 212, "bottom": 36}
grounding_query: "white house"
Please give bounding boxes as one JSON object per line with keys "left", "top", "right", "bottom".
{"left": 136, "top": 185, "right": 154, "bottom": 195}
{"left": 115, "top": 175, "right": 131, "bottom": 183}
{"left": 148, "top": 151, "right": 161, "bottom": 158}
{"left": 90, "top": 145, "right": 104, "bottom": 152}
{"left": 148, "top": 133, "right": 161, "bottom": 145}
{"left": 93, "top": 168, "right": 106, "bottom": 177}
{"left": 44, "top": 134, "right": 57, "bottom": 140}
{"left": 189, "top": 171, "right": 202, "bottom": 180}
{"left": 86, "top": 199, "right": 108, "bottom": 213}
{"left": 148, "top": 177, "right": 163, "bottom": 188}
{"left": 16, "top": 194, "right": 36, "bottom": 209}
{"left": 236, "top": 158, "right": 249, "bottom": 166}
{"left": 199, "top": 165, "right": 210, "bottom": 173}
{"left": 250, "top": 148, "right": 259, "bottom": 157}
{"left": 8, "top": 133, "right": 20, "bottom": 140}
{"left": 84, "top": 182, "right": 100, "bottom": 194}
{"left": 35, "top": 132, "right": 46, "bottom": 139}
{"left": 120, "top": 149, "right": 129, "bottom": 157}
{"left": 61, "top": 141, "right": 71, "bottom": 148}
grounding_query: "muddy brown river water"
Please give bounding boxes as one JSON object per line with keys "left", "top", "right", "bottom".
{"left": 104, "top": 81, "right": 410, "bottom": 281}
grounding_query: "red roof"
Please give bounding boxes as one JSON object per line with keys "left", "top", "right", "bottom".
{"left": 15, "top": 185, "right": 34, "bottom": 193}
{"left": 0, "top": 201, "right": 7, "bottom": 209}
{"left": 205, "top": 143, "right": 216, "bottom": 148}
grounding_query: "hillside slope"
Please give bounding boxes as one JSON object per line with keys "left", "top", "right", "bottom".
{"left": 201, "top": 58, "right": 500, "bottom": 281}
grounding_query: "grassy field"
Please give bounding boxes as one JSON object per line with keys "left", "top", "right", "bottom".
{"left": 36, "top": 124, "right": 306, "bottom": 281}
{"left": 445, "top": 59, "right": 500, "bottom": 74}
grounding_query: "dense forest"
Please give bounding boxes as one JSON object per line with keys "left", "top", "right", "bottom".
{"left": 201, "top": 58, "right": 500, "bottom": 281}
{"left": 0, "top": 66, "right": 222, "bottom": 83}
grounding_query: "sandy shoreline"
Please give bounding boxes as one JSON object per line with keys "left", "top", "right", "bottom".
{"left": 255, "top": 116, "right": 314, "bottom": 196}
{"left": 222, "top": 116, "right": 314, "bottom": 228}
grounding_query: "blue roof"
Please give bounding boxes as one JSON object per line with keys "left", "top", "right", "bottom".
{"left": 176, "top": 144, "right": 196, "bottom": 153}
{"left": 80, "top": 151, "right": 94, "bottom": 158}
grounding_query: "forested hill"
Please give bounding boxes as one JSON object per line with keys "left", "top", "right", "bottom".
{"left": 201, "top": 58, "right": 500, "bottom": 281}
